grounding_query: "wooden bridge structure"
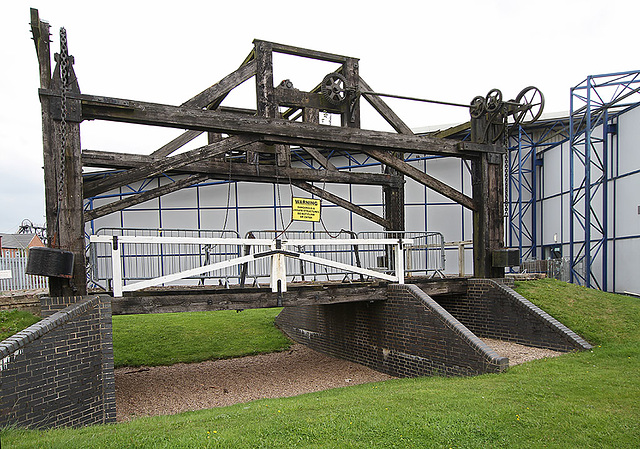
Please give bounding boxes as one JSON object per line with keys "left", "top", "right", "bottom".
{"left": 29, "top": 8, "right": 509, "bottom": 302}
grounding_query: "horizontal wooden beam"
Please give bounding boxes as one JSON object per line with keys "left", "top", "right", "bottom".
{"left": 84, "top": 174, "right": 208, "bottom": 222}
{"left": 82, "top": 150, "right": 401, "bottom": 191}
{"left": 293, "top": 181, "right": 390, "bottom": 229}
{"left": 111, "top": 283, "right": 387, "bottom": 314}
{"left": 259, "top": 39, "right": 353, "bottom": 63}
{"left": 108, "top": 277, "right": 468, "bottom": 314}
{"left": 83, "top": 135, "right": 258, "bottom": 198}
{"left": 39, "top": 90, "right": 501, "bottom": 158}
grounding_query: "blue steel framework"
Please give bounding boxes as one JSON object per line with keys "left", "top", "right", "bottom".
{"left": 569, "top": 70, "right": 640, "bottom": 289}
{"left": 506, "top": 119, "right": 570, "bottom": 265}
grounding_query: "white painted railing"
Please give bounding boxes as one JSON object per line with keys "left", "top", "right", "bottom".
{"left": 89, "top": 235, "right": 413, "bottom": 297}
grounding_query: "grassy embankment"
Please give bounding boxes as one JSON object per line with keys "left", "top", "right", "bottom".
{"left": 0, "top": 309, "right": 40, "bottom": 341}
{"left": 1, "top": 279, "right": 639, "bottom": 448}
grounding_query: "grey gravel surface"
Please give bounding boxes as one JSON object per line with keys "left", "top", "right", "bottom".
{"left": 115, "top": 344, "right": 394, "bottom": 422}
{"left": 115, "top": 340, "right": 563, "bottom": 422}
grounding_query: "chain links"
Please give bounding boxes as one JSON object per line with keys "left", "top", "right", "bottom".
{"left": 57, "top": 27, "right": 70, "bottom": 210}
{"left": 503, "top": 123, "right": 510, "bottom": 218}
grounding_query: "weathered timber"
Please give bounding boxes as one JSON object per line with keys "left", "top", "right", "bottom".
{"left": 39, "top": 91, "right": 502, "bottom": 157}
{"left": 82, "top": 135, "right": 258, "bottom": 198}
{"left": 34, "top": 26, "right": 87, "bottom": 296}
{"left": 292, "top": 181, "right": 390, "bottom": 229}
{"left": 300, "top": 107, "right": 337, "bottom": 170}
{"left": 32, "top": 12, "right": 78, "bottom": 297}
{"left": 183, "top": 59, "right": 257, "bottom": 109}
{"left": 81, "top": 150, "right": 401, "bottom": 188}
{"left": 300, "top": 146, "right": 336, "bottom": 170}
{"left": 108, "top": 277, "right": 467, "bottom": 314}
{"left": 359, "top": 77, "right": 413, "bottom": 135}
{"left": 363, "top": 148, "right": 476, "bottom": 210}
{"left": 472, "top": 153, "right": 505, "bottom": 278}
{"left": 84, "top": 174, "right": 209, "bottom": 222}
{"left": 255, "top": 40, "right": 276, "bottom": 119}
{"left": 151, "top": 130, "right": 203, "bottom": 158}
{"left": 153, "top": 107, "right": 256, "bottom": 159}
{"left": 264, "top": 40, "right": 352, "bottom": 63}
{"left": 343, "top": 58, "right": 360, "bottom": 128}
{"left": 274, "top": 86, "right": 341, "bottom": 112}
{"left": 151, "top": 62, "right": 258, "bottom": 158}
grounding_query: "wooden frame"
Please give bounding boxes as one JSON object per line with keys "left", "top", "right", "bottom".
{"left": 30, "top": 9, "right": 506, "bottom": 296}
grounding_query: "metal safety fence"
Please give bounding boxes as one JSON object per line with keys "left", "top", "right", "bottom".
{"left": 87, "top": 228, "right": 241, "bottom": 290}
{"left": 88, "top": 229, "right": 446, "bottom": 293}
{"left": 520, "top": 257, "right": 571, "bottom": 282}
{"left": 239, "top": 230, "right": 363, "bottom": 285}
{"left": 356, "top": 231, "right": 445, "bottom": 279}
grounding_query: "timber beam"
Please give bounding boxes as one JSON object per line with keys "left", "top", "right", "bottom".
{"left": 108, "top": 277, "right": 468, "bottom": 315}
{"left": 292, "top": 181, "right": 391, "bottom": 229}
{"left": 38, "top": 90, "right": 501, "bottom": 158}
{"left": 82, "top": 135, "right": 259, "bottom": 198}
{"left": 81, "top": 150, "right": 402, "bottom": 192}
{"left": 362, "top": 148, "right": 475, "bottom": 211}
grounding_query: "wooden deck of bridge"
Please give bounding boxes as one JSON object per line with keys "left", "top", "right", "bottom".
{"left": 105, "top": 277, "right": 468, "bottom": 315}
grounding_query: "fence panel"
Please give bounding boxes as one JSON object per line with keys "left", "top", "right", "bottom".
{"left": 520, "top": 257, "right": 571, "bottom": 282}
{"left": 357, "top": 231, "right": 445, "bottom": 278}
{"left": 0, "top": 250, "right": 48, "bottom": 292}
{"left": 88, "top": 228, "right": 242, "bottom": 289}
{"left": 242, "top": 230, "right": 363, "bottom": 284}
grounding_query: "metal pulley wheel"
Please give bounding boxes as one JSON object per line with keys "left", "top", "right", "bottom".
{"left": 485, "top": 88, "right": 503, "bottom": 112}
{"left": 470, "top": 95, "right": 486, "bottom": 118}
{"left": 321, "top": 72, "right": 348, "bottom": 106}
{"left": 513, "top": 86, "right": 545, "bottom": 125}
{"left": 280, "top": 79, "right": 294, "bottom": 89}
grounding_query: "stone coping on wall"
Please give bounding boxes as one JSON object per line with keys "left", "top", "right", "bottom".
{"left": 0, "top": 295, "right": 99, "bottom": 359}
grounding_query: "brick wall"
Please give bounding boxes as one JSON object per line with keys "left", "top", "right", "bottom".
{"left": 275, "top": 284, "right": 508, "bottom": 377}
{"left": 0, "top": 295, "right": 116, "bottom": 429}
{"left": 433, "top": 279, "right": 592, "bottom": 352}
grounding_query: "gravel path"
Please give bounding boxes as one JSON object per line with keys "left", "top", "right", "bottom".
{"left": 115, "top": 344, "right": 394, "bottom": 422}
{"left": 115, "top": 340, "right": 562, "bottom": 422}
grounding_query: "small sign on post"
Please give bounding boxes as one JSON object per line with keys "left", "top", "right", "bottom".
{"left": 292, "top": 197, "right": 321, "bottom": 222}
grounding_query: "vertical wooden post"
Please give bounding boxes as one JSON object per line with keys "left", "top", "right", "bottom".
{"left": 342, "top": 58, "right": 360, "bottom": 129}
{"left": 254, "top": 40, "right": 290, "bottom": 168}
{"left": 470, "top": 114, "right": 505, "bottom": 278}
{"left": 32, "top": 11, "right": 86, "bottom": 296}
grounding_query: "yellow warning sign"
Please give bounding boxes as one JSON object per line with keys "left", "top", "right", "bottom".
{"left": 292, "top": 197, "right": 321, "bottom": 222}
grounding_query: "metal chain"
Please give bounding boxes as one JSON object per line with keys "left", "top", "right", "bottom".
{"left": 57, "top": 27, "right": 70, "bottom": 210}
{"left": 504, "top": 124, "right": 510, "bottom": 218}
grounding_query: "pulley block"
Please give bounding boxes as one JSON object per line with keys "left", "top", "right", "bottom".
{"left": 321, "top": 72, "right": 349, "bottom": 106}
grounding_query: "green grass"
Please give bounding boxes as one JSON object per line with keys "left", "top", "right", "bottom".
{"left": 2, "top": 279, "right": 639, "bottom": 448}
{"left": 0, "top": 309, "right": 40, "bottom": 341}
{"left": 112, "top": 308, "right": 293, "bottom": 367}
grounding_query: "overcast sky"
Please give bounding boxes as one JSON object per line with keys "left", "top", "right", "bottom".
{"left": 2, "top": 0, "right": 639, "bottom": 233}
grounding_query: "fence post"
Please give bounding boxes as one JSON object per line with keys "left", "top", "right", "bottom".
{"left": 111, "top": 237, "right": 123, "bottom": 297}
{"left": 396, "top": 240, "right": 405, "bottom": 285}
